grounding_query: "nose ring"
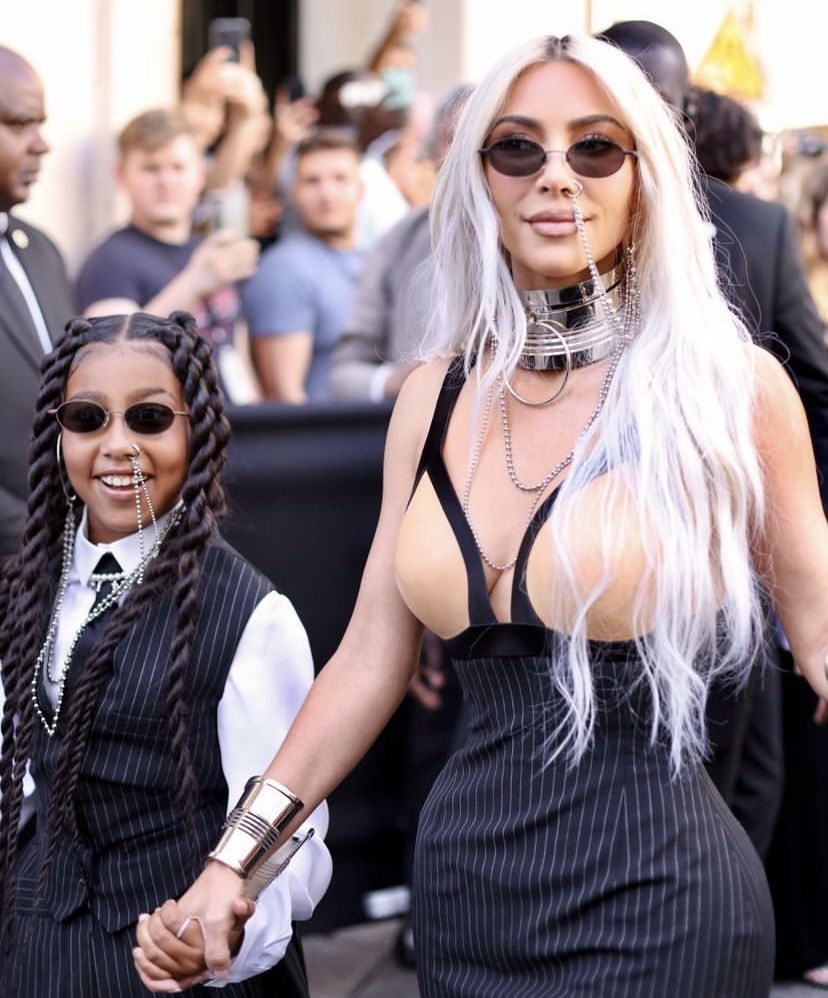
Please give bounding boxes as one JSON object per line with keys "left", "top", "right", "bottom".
{"left": 564, "top": 179, "right": 584, "bottom": 198}
{"left": 131, "top": 443, "right": 141, "bottom": 456}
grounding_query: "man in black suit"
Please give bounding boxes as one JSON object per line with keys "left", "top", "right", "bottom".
{"left": 599, "top": 20, "right": 828, "bottom": 861}
{"left": 0, "top": 46, "right": 73, "bottom": 557}
{"left": 599, "top": 21, "right": 828, "bottom": 498}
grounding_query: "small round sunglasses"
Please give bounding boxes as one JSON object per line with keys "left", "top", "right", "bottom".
{"left": 479, "top": 136, "right": 638, "bottom": 179}
{"left": 50, "top": 400, "right": 189, "bottom": 435}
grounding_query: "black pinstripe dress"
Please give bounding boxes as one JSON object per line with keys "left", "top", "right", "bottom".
{"left": 410, "top": 361, "right": 775, "bottom": 998}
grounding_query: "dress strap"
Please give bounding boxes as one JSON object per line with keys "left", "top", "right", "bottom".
{"left": 409, "top": 356, "right": 497, "bottom": 626}
{"left": 511, "top": 455, "right": 614, "bottom": 624}
{"left": 411, "top": 356, "right": 467, "bottom": 498}
{"left": 511, "top": 488, "right": 562, "bottom": 625}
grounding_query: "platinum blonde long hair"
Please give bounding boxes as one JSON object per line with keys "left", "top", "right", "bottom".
{"left": 428, "top": 34, "right": 765, "bottom": 773}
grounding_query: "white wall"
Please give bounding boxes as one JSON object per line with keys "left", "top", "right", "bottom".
{"left": 590, "top": 0, "right": 824, "bottom": 131}
{"left": 2, "top": 0, "right": 180, "bottom": 274}
{"left": 298, "top": 0, "right": 586, "bottom": 95}
{"left": 461, "top": 0, "right": 587, "bottom": 81}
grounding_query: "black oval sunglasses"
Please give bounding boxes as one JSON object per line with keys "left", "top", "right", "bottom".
{"left": 479, "top": 136, "right": 638, "bottom": 179}
{"left": 50, "top": 400, "right": 189, "bottom": 435}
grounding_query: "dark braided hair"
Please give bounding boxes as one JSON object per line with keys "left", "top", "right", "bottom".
{"left": 0, "top": 311, "right": 231, "bottom": 938}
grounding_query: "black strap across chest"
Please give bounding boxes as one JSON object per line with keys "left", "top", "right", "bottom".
{"left": 411, "top": 357, "right": 562, "bottom": 628}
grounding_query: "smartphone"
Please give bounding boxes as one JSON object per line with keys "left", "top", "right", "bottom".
{"left": 207, "top": 17, "right": 251, "bottom": 63}
{"left": 278, "top": 74, "right": 306, "bottom": 103}
{"left": 201, "top": 188, "right": 249, "bottom": 238}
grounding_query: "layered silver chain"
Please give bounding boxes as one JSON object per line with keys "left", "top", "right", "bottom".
{"left": 32, "top": 458, "right": 183, "bottom": 736}
{"left": 461, "top": 189, "right": 639, "bottom": 574}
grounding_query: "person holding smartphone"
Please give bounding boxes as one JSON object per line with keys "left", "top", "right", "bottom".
{"left": 75, "top": 108, "right": 263, "bottom": 406}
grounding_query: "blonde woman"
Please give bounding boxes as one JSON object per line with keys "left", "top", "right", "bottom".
{"left": 135, "top": 34, "right": 828, "bottom": 998}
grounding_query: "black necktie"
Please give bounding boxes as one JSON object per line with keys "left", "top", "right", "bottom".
{"left": 64, "top": 552, "right": 124, "bottom": 692}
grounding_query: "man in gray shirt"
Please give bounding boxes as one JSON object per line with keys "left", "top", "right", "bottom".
{"left": 329, "top": 86, "right": 473, "bottom": 402}
{"left": 244, "top": 129, "right": 365, "bottom": 403}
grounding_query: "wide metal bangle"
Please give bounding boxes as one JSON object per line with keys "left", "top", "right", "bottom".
{"left": 240, "top": 829, "right": 315, "bottom": 900}
{"left": 208, "top": 776, "right": 304, "bottom": 881}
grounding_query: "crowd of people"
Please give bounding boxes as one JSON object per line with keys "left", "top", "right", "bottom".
{"left": 0, "top": 5, "right": 827, "bottom": 997}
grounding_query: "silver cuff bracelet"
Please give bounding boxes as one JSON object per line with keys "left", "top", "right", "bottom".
{"left": 208, "top": 776, "right": 304, "bottom": 881}
{"left": 240, "top": 829, "right": 315, "bottom": 900}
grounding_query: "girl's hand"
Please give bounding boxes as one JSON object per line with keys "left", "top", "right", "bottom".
{"left": 132, "top": 864, "right": 254, "bottom": 987}
{"left": 133, "top": 903, "right": 211, "bottom": 993}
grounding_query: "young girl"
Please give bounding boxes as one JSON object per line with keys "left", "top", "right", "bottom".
{"left": 0, "top": 311, "right": 331, "bottom": 996}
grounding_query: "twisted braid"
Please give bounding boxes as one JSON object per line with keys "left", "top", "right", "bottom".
{"left": 0, "top": 311, "right": 232, "bottom": 934}
{"left": 154, "top": 317, "right": 231, "bottom": 853}
{"left": 0, "top": 318, "right": 94, "bottom": 934}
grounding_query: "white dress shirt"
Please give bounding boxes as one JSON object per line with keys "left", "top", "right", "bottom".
{"left": 0, "top": 211, "right": 53, "bottom": 354}
{"left": 1, "top": 510, "right": 331, "bottom": 984}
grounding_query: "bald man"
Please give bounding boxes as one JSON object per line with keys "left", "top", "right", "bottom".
{"left": 0, "top": 47, "right": 73, "bottom": 557}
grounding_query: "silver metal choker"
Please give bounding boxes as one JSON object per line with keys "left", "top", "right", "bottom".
{"left": 518, "top": 264, "right": 622, "bottom": 371}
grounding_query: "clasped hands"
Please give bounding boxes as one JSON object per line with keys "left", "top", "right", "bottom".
{"left": 132, "top": 864, "right": 253, "bottom": 992}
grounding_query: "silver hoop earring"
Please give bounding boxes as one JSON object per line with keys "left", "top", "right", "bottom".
{"left": 55, "top": 433, "right": 77, "bottom": 505}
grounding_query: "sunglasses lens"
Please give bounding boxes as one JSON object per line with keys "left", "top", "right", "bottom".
{"left": 486, "top": 138, "right": 546, "bottom": 177}
{"left": 567, "top": 138, "right": 625, "bottom": 178}
{"left": 56, "top": 401, "right": 107, "bottom": 433}
{"left": 125, "top": 403, "right": 176, "bottom": 434}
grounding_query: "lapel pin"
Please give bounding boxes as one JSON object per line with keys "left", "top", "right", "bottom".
{"left": 11, "top": 228, "right": 29, "bottom": 249}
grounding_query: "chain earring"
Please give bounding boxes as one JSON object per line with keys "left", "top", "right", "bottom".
{"left": 55, "top": 433, "right": 77, "bottom": 505}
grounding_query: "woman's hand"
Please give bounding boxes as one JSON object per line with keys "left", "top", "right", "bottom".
{"left": 132, "top": 862, "right": 254, "bottom": 988}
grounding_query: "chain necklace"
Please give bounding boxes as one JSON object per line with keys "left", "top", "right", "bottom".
{"left": 460, "top": 188, "right": 640, "bottom": 574}
{"left": 500, "top": 188, "right": 638, "bottom": 493}
{"left": 499, "top": 341, "right": 624, "bottom": 494}
{"left": 464, "top": 367, "right": 619, "bottom": 573}
{"left": 461, "top": 382, "right": 546, "bottom": 573}
{"left": 32, "top": 457, "right": 184, "bottom": 737}
{"left": 462, "top": 372, "right": 578, "bottom": 573}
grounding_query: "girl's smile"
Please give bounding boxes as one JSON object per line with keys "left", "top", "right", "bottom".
{"left": 60, "top": 342, "right": 189, "bottom": 543}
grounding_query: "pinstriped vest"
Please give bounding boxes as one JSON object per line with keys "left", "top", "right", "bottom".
{"left": 27, "top": 535, "right": 272, "bottom": 931}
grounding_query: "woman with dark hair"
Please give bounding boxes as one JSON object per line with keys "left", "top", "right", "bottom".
{"left": 0, "top": 311, "right": 330, "bottom": 996}
{"left": 138, "top": 33, "right": 828, "bottom": 998}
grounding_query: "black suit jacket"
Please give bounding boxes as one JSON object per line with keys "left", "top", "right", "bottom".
{"left": 0, "top": 215, "right": 73, "bottom": 556}
{"left": 704, "top": 176, "right": 828, "bottom": 504}
{"left": 702, "top": 177, "right": 828, "bottom": 855}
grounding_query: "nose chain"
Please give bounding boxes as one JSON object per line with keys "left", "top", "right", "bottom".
{"left": 32, "top": 453, "right": 183, "bottom": 737}
{"left": 462, "top": 383, "right": 530, "bottom": 573}
{"left": 568, "top": 188, "right": 639, "bottom": 344}
{"left": 498, "top": 353, "right": 618, "bottom": 495}
{"left": 461, "top": 190, "right": 639, "bottom": 573}
{"left": 129, "top": 451, "right": 158, "bottom": 583}
{"left": 499, "top": 186, "right": 638, "bottom": 492}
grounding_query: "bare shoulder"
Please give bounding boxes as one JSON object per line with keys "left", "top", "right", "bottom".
{"left": 387, "top": 356, "right": 456, "bottom": 442}
{"left": 395, "top": 355, "right": 456, "bottom": 408}
{"left": 749, "top": 346, "right": 805, "bottom": 425}
{"left": 383, "top": 356, "right": 456, "bottom": 487}
{"left": 751, "top": 343, "right": 809, "bottom": 442}
{"left": 752, "top": 342, "right": 798, "bottom": 391}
